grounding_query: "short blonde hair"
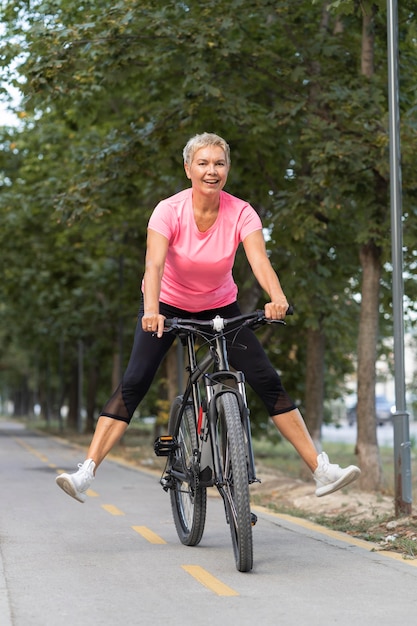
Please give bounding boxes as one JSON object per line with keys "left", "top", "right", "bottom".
{"left": 183, "top": 132, "right": 231, "bottom": 167}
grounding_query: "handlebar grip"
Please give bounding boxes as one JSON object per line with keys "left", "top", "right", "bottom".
{"left": 286, "top": 305, "right": 294, "bottom": 316}
{"left": 163, "top": 317, "right": 179, "bottom": 331}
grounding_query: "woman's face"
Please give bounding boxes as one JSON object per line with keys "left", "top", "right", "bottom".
{"left": 184, "top": 145, "right": 229, "bottom": 196}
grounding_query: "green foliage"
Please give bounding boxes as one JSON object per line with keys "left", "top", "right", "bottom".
{"left": 1, "top": 0, "right": 417, "bottom": 428}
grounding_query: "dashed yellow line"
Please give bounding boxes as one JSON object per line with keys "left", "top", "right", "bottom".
{"left": 14, "top": 438, "right": 47, "bottom": 462}
{"left": 182, "top": 565, "right": 239, "bottom": 596}
{"left": 102, "top": 504, "right": 125, "bottom": 516}
{"left": 86, "top": 489, "right": 99, "bottom": 498}
{"left": 132, "top": 526, "right": 167, "bottom": 544}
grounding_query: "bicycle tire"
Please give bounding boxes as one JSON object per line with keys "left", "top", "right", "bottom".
{"left": 217, "top": 392, "right": 253, "bottom": 572}
{"left": 168, "top": 396, "right": 207, "bottom": 546}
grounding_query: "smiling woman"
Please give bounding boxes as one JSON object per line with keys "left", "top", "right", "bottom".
{"left": 56, "top": 131, "right": 360, "bottom": 504}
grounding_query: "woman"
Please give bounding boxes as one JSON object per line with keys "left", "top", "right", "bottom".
{"left": 56, "top": 132, "right": 360, "bottom": 503}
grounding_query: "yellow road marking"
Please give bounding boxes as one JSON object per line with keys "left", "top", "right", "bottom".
{"left": 102, "top": 504, "right": 125, "bottom": 516}
{"left": 14, "top": 438, "right": 49, "bottom": 463}
{"left": 13, "top": 438, "right": 31, "bottom": 451}
{"left": 252, "top": 506, "right": 417, "bottom": 567}
{"left": 86, "top": 489, "right": 99, "bottom": 498}
{"left": 274, "top": 511, "right": 374, "bottom": 549}
{"left": 182, "top": 565, "right": 239, "bottom": 597}
{"left": 132, "top": 526, "right": 167, "bottom": 544}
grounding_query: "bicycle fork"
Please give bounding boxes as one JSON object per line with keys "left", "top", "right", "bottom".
{"left": 201, "top": 372, "right": 259, "bottom": 487}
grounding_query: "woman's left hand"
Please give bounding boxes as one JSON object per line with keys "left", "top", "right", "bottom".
{"left": 264, "top": 298, "right": 289, "bottom": 320}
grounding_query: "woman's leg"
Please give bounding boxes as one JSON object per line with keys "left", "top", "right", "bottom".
{"left": 86, "top": 416, "right": 128, "bottom": 471}
{"left": 271, "top": 409, "right": 318, "bottom": 471}
{"left": 86, "top": 324, "right": 175, "bottom": 469}
{"left": 272, "top": 408, "right": 360, "bottom": 495}
{"left": 228, "top": 318, "right": 360, "bottom": 495}
{"left": 56, "top": 312, "right": 175, "bottom": 501}
{"left": 56, "top": 415, "right": 129, "bottom": 502}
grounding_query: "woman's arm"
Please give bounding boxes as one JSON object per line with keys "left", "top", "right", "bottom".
{"left": 142, "top": 228, "right": 169, "bottom": 337}
{"left": 242, "top": 229, "right": 289, "bottom": 319}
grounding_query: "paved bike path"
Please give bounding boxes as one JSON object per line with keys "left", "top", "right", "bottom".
{"left": 1, "top": 419, "right": 417, "bottom": 625}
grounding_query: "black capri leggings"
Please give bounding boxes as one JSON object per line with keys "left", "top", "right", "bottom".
{"left": 100, "top": 301, "right": 296, "bottom": 424}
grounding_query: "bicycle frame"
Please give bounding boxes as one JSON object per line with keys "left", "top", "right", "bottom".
{"left": 172, "top": 318, "right": 258, "bottom": 488}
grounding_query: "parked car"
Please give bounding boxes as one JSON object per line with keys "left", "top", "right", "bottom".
{"left": 347, "top": 396, "right": 395, "bottom": 426}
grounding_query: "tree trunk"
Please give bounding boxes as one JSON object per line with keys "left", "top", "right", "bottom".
{"left": 12, "top": 378, "right": 31, "bottom": 417}
{"left": 111, "top": 344, "right": 122, "bottom": 393}
{"left": 355, "top": 1, "right": 383, "bottom": 491}
{"left": 361, "top": 4, "right": 375, "bottom": 79}
{"left": 304, "top": 326, "right": 325, "bottom": 450}
{"left": 356, "top": 242, "right": 383, "bottom": 490}
{"left": 67, "top": 364, "right": 79, "bottom": 430}
{"left": 85, "top": 360, "right": 99, "bottom": 433}
{"left": 300, "top": 1, "right": 329, "bottom": 452}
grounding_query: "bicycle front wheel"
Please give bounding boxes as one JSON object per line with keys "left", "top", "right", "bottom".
{"left": 217, "top": 392, "right": 253, "bottom": 572}
{"left": 168, "top": 396, "right": 207, "bottom": 546}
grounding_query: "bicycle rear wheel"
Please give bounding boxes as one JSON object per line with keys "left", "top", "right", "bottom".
{"left": 217, "top": 392, "right": 253, "bottom": 572}
{"left": 168, "top": 396, "right": 207, "bottom": 546}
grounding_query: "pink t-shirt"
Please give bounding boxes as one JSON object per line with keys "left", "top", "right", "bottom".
{"left": 146, "top": 188, "right": 262, "bottom": 312}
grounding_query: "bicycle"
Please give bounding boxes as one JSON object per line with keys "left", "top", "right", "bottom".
{"left": 154, "top": 308, "right": 291, "bottom": 572}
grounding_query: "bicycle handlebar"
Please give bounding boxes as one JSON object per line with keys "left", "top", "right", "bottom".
{"left": 164, "top": 306, "right": 293, "bottom": 333}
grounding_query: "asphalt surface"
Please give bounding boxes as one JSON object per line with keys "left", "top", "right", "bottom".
{"left": 1, "top": 418, "right": 417, "bottom": 625}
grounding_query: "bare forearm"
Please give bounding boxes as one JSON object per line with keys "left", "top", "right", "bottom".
{"left": 257, "top": 264, "right": 289, "bottom": 319}
{"left": 143, "top": 265, "right": 163, "bottom": 314}
{"left": 253, "top": 258, "right": 286, "bottom": 302}
{"left": 243, "top": 230, "right": 288, "bottom": 306}
{"left": 142, "top": 230, "right": 169, "bottom": 336}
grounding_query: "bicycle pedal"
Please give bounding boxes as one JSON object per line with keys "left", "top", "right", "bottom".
{"left": 160, "top": 474, "right": 173, "bottom": 491}
{"left": 251, "top": 512, "right": 258, "bottom": 527}
{"left": 154, "top": 435, "right": 178, "bottom": 457}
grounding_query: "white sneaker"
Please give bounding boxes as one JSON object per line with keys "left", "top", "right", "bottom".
{"left": 314, "top": 452, "right": 360, "bottom": 497}
{"left": 56, "top": 459, "right": 95, "bottom": 503}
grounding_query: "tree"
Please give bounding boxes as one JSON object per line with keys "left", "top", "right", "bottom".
{"left": 1, "top": 0, "right": 417, "bottom": 497}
